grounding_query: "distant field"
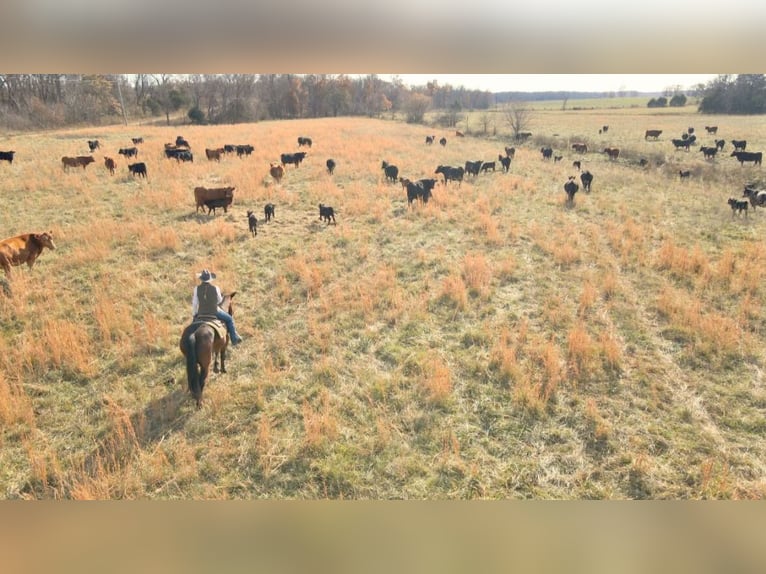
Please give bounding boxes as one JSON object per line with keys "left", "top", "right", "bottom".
{"left": 1, "top": 109, "right": 765, "bottom": 499}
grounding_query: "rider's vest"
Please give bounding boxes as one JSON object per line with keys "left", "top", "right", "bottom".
{"left": 196, "top": 282, "right": 220, "bottom": 318}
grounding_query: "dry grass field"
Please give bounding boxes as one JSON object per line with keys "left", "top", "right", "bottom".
{"left": 1, "top": 103, "right": 766, "bottom": 499}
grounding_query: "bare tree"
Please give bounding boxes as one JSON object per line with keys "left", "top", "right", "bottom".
{"left": 502, "top": 102, "right": 533, "bottom": 142}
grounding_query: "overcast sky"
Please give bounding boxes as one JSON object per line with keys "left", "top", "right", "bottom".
{"left": 379, "top": 75, "right": 720, "bottom": 93}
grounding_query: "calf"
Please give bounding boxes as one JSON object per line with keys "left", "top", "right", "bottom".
{"left": 247, "top": 210, "right": 258, "bottom": 237}
{"left": 264, "top": 203, "right": 275, "bottom": 222}
{"left": 553, "top": 155, "right": 563, "bottom": 163}
{"left": 439, "top": 137, "right": 447, "bottom": 146}
{"left": 504, "top": 146, "right": 516, "bottom": 158}
{"left": 297, "top": 137, "right": 312, "bottom": 148}
{"left": 128, "top": 162, "right": 147, "bottom": 178}
{"left": 564, "top": 176, "right": 579, "bottom": 205}
{"left": 204, "top": 197, "right": 233, "bottom": 215}
{"left": 382, "top": 161, "right": 399, "bottom": 183}
{"left": 728, "top": 197, "right": 749, "bottom": 216}
{"left": 580, "top": 170, "right": 593, "bottom": 192}
{"left": 679, "top": 170, "right": 691, "bottom": 179}
{"left": 540, "top": 147, "right": 553, "bottom": 160}
{"left": 645, "top": 129, "right": 662, "bottom": 140}
{"left": 481, "top": 161, "right": 496, "bottom": 173}
{"left": 732, "top": 140, "right": 747, "bottom": 151}
{"left": 499, "top": 154, "right": 512, "bottom": 173}
{"left": 425, "top": 135, "right": 434, "bottom": 145}
{"left": 132, "top": 137, "right": 144, "bottom": 145}
{"left": 604, "top": 147, "right": 620, "bottom": 160}
{"left": 270, "top": 162, "right": 285, "bottom": 184}
{"left": 572, "top": 160, "right": 581, "bottom": 171}
{"left": 104, "top": 157, "right": 116, "bottom": 175}
{"left": 0, "top": 231, "right": 56, "bottom": 275}
{"left": 319, "top": 203, "right": 336, "bottom": 224}
{"left": 0, "top": 150, "right": 15, "bottom": 164}
{"left": 87, "top": 139, "right": 100, "bottom": 152}
{"left": 715, "top": 139, "right": 726, "bottom": 151}
{"left": 205, "top": 148, "right": 224, "bottom": 161}
{"left": 119, "top": 147, "right": 138, "bottom": 158}
{"left": 326, "top": 158, "right": 336, "bottom": 175}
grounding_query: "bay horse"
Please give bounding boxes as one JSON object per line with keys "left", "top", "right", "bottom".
{"left": 179, "top": 291, "right": 236, "bottom": 408}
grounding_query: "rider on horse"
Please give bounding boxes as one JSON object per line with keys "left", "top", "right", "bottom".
{"left": 191, "top": 269, "right": 243, "bottom": 345}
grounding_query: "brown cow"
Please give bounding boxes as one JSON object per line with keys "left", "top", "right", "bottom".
{"left": 603, "top": 147, "right": 620, "bottom": 160}
{"left": 205, "top": 148, "right": 224, "bottom": 161}
{"left": 104, "top": 157, "right": 116, "bottom": 175}
{"left": 269, "top": 162, "right": 285, "bottom": 184}
{"left": 62, "top": 156, "right": 95, "bottom": 170}
{"left": 194, "top": 186, "right": 235, "bottom": 213}
{"left": 0, "top": 231, "right": 56, "bottom": 275}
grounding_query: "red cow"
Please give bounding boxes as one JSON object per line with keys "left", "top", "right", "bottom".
{"left": 0, "top": 231, "right": 56, "bottom": 275}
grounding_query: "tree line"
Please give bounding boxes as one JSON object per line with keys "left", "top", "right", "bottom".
{"left": 0, "top": 74, "right": 494, "bottom": 130}
{"left": 697, "top": 74, "right": 766, "bottom": 114}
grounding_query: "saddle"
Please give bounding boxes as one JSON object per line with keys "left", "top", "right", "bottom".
{"left": 191, "top": 315, "right": 228, "bottom": 341}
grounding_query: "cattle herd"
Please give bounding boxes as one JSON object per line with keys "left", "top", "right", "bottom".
{"left": 0, "top": 120, "right": 763, "bottom": 280}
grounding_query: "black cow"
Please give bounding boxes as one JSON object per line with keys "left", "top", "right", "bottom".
{"left": 732, "top": 140, "right": 747, "bottom": 151}
{"left": 247, "top": 210, "right": 257, "bottom": 237}
{"left": 326, "top": 158, "right": 336, "bottom": 175}
{"left": 705, "top": 126, "right": 718, "bottom": 134}
{"left": 728, "top": 198, "right": 749, "bottom": 216}
{"left": 281, "top": 152, "right": 307, "bottom": 168}
{"left": 224, "top": 145, "right": 237, "bottom": 154}
{"left": 572, "top": 160, "right": 581, "bottom": 171}
{"left": 319, "top": 203, "right": 336, "bottom": 224}
{"left": 439, "top": 137, "right": 447, "bottom": 146}
{"left": 236, "top": 144, "right": 254, "bottom": 157}
{"left": 743, "top": 186, "right": 766, "bottom": 209}
{"left": 540, "top": 147, "right": 553, "bottom": 160}
{"left": 132, "top": 137, "right": 144, "bottom": 145}
{"left": 381, "top": 161, "right": 399, "bottom": 183}
{"left": 119, "top": 147, "right": 138, "bottom": 158}
{"left": 672, "top": 139, "right": 691, "bottom": 151}
{"left": 128, "top": 162, "right": 147, "bottom": 178}
{"left": 425, "top": 135, "right": 435, "bottom": 145}
{"left": 715, "top": 139, "right": 726, "bottom": 151}
{"left": 165, "top": 148, "right": 193, "bottom": 162}
{"left": 731, "top": 151, "right": 763, "bottom": 166}
{"left": 297, "top": 137, "right": 312, "bottom": 148}
{"left": 499, "top": 155, "right": 511, "bottom": 173}
{"left": 434, "top": 165, "right": 464, "bottom": 186}
{"left": 564, "top": 176, "right": 579, "bottom": 205}
{"left": 204, "top": 196, "right": 233, "bottom": 215}
{"left": 515, "top": 132, "right": 532, "bottom": 142}
{"left": 580, "top": 170, "right": 593, "bottom": 192}
{"left": 481, "top": 161, "right": 496, "bottom": 173}
{"left": 87, "top": 140, "right": 100, "bottom": 152}
{"left": 679, "top": 170, "right": 691, "bottom": 179}
{"left": 264, "top": 203, "right": 275, "bottom": 222}
{"left": 645, "top": 129, "right": 662, "bottom": 140}
{"left": 176, "top": 136, "right": 190, "bottom": 148}
{"left": 504, "top": 146, "right": 516, "bottom": 158}
{"left": 0, "top": 151, "right": 15, "bottom": 164}
{"left": 700, "top": 146, "right": 718, "bottom": 159}
{"left": 464, "top": 160, "right": 482, "bottom": 177}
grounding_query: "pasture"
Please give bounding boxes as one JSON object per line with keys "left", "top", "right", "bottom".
{"left": 1, "top": 106, "right": 766, "bottom": 499}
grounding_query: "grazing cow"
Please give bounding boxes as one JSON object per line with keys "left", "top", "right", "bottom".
{"left": 481, "top": 161, "right": 496, "bottom": 173}
{"left": 62, "top": 156, "right": 95, "bottom": 170}
{"left": 132, "top": 137, "right": 144, "bottom": 145}
{"left": 572, "top": 160, "right": 581, "bottom": 171}
{"left": 540, "top": 147, "right": 553, "bottom": 159}
{"left": 564, "top": 177, "right": 579, "bottom": 205}
{"left": 580, "top": 170, "right": 593, "bottom": 192}
{"left": 425, "top": 135, "right": 435, "bottom": 145}
{"left": 247, "top": 210, "right": 257, "bottom": 237}
{"left": 176, "top": 136, "right": 190, "bottom": 148}
{"left": 732, "top": 140, "right": 747, "bottom": 151}
{"left": 269, "top": 162, "right": 285, "bottom": 183}
{"left": 671, "top": 139, "right": 691, "bottom": 151}
{"left": 128, "top": 162, "right": 147, "bottom": 178}
{"left": 571, "top": 142, "right": 588, "bottom": 153}
{"left": 87, "top": 140, "right": 100, "bottom": 152}
{"left": 281, "top": 152, "right": 307, "bottom": 168}
{"left": 705, "top": 126, "right": 718, "bottom": 134}
{"left": 319, "top": 203, "right": 336, "bottom": 224}
{"left": 604, "top": 147, "right": 620, "bottom": 160}
{"left": 499, "top": 155, "right": 512, "bottom": 173}
{"left": 434, "top": 165, "right": 464, "bottom": 186}
{"left": 464, "top": 160, "right": 482, "bottom": 177}
{"left": 205, "top": 148, "right": 224, "bottom": 161}
{"left": 0, "top": 150, "right": 15, "bottom": 164}
{"left": 455, "top": 130, "right": 464, "bottom": 137}
{"left": 0, "top": 231, "right": 55, "bottom": 275}
{"left": 104, "top": 156, "right": 116, "bottom": 175}
{"left": 297, "top": 137, "right": 313, "bottom": 148}
{"left": 381, "top": 161, "right": 399, "bottom": 183}
{"left": 174, "top": 150, "right": 193, "bottom": 162}
{"left": 743, "top": 186, "right": 766, "bottom": 209}
{"left": 645, "top": 129, "right": 662, "bottom": 140}
{"left": 504, "top": 146, "right": 516, "bottom": 158}
{"left": 728, "top": 197, "right": 749, "bottom": 216}
{"left": 204, "top": 197, "right": 233, "bottom": 215}
{"left": 715, "top": 139, "right": 726, "bottom": 151}
{"left": 679, "top": 170, "right": 691, "bottom": 179}
{"left": 731, "top": 151, "right": 763, "bottom": 166}
{"left": 516, "top": 132, "right": 532, "bottom": 142}
{"left": 700, "top": 146, "right": 718, "bottom": 159}
{"left": 264, "top": 203, "right": 275, "bottom": 222}
{"left": 194, "top": 186, "right": 235, "bottom": 214}
{"left": 236, "top": 144, "right": 254, "bottom": 157}
{"left": 326, "top": 158, "right": 336, "bottom": 175}
{"left": 119, "top": 147, "right": 138, "bottom": 158}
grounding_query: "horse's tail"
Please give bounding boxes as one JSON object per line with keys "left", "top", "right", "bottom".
{"left": 183, "top": 330, "right": 201, "bottom": 404}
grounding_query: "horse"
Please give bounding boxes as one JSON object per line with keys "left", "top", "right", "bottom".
{"left": 179, "top": 291, "right": 236, "bottom": 408}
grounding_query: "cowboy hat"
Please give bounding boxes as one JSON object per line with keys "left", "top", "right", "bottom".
{"left": 198, "top": 269, "right": 217, "bottom": 282}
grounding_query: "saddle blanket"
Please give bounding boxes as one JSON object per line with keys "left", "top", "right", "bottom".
{"left": 191, "top": 317, "right": 227, "bottom": 341}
